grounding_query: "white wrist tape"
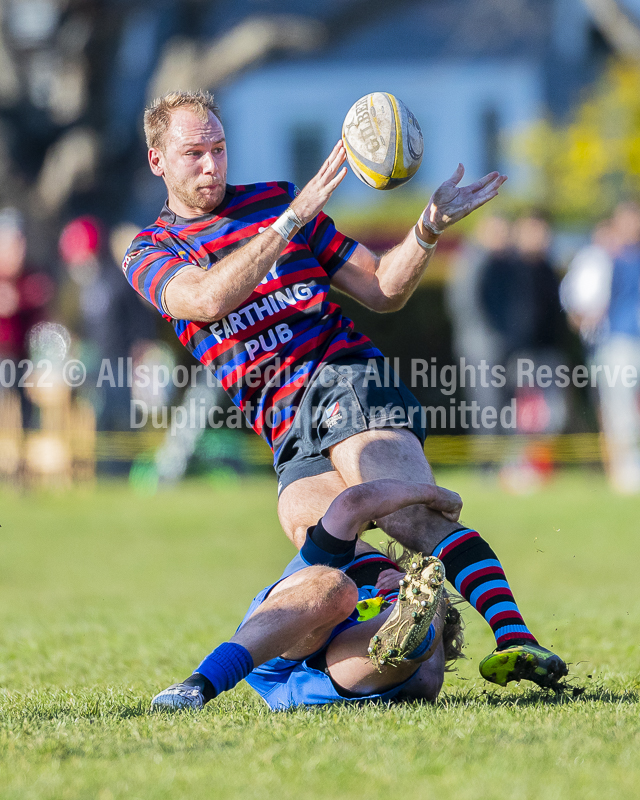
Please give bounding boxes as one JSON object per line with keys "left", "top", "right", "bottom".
{"left": 414, "top": 224, "right": 438, "bottom": 251}
{"left": 271, "top": 207, "right": 304, "bottom": 242}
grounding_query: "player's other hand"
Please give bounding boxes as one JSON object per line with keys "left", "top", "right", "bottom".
{"left": 423, "top": 164, "right": 507, "bottom": 233}
{"left": 375, "top": 568, "right": 406, "bottom": 594}
{"left": 290, "top": 140, "right": 348, "bottom": 224}
{"left": 426, "top": 485, "right": 463, "bottom": 522}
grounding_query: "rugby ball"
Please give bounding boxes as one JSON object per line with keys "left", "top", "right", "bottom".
{"left": 341, "top": 93, "right": 423, "bottom": 190}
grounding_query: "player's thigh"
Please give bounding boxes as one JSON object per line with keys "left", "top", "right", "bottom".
{"left": 257, "top": 565, "right": 356, "bottom": 618}
{"left": 329, "top": 426, "right": 434, "bottom": 486}
{"left": 324, "top": 610, "right": 419, "bottom": 695}
{"left": 330, "top": 427, "right": 460, "bottom": 551}
{"left": 264, "top": 565, "right": 329, "bottom": 601}
{"left": 393, "top": 641, "right": 446, "bottom": 702}
{"left": 278, "top": 470, "right": 348, "bottom": 548}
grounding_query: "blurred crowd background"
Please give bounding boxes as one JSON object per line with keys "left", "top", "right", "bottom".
{"left": 2, "top": 0, "right": 640, "bottom": 493}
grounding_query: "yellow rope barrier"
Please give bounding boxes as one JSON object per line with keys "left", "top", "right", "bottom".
{"left": 86, "top": 432, "right": 605, "bottom": 466}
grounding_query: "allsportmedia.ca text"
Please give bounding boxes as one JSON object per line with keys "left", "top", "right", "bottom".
{"left": 1, "top": 356, "right": 637, "bottom": 393}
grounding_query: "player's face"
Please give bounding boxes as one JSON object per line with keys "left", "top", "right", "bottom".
{"left": 150, "top": 108, "right": 228, "bottom": 216}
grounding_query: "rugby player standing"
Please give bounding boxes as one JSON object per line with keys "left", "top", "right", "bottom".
{"left": 124, "top": 90, "right": 567, "bottom": 688}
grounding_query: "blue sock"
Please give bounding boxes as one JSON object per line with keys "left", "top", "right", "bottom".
{"left": 194, "top": 642, "right": 254, "bottom": 697}
{"left": 405, "top": 623, "right": 436, "bottom": 660}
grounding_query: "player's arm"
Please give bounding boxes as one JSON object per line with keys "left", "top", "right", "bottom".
{"left": 331, "top": 164, "right": 507, "bottom": 312}
{"left": 162, "top": 142, "right": 348, "bottom": 322}
{"left": 321, "top": 479, "right": 463, "bottom": 542}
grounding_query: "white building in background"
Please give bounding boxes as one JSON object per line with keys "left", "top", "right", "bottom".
{"left": 213, "top": 0, "right": 610, "bottom": 205}
{"left": 220, "top": 61, "right": 542, "bottom": 200}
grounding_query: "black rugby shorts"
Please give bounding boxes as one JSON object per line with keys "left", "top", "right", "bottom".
{"left": 274, "top": 356, "right": 427, "bottom": 496}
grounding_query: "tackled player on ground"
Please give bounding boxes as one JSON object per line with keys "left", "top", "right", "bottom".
{"left": 151, "top": 479, "right": 465, "bottom": 711}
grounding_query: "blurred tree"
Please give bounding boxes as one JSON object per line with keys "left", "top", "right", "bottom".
{"left": 0, "top": 0, "right": 424, "bottom": 264}
{"left": 519, "top": 58, "right": 640, "bottom": 222}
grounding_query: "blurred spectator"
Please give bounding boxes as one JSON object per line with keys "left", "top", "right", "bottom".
{"left": 0, "top": 206, "right": 54, "bottom": 482}
{"left": 562, "top": 202, "right": 640, "bottom": 493}
{"left": 478, "top": 213, "right": 567, "bottom": 490}
{"left": 0, "top": 207, "right": 53, "bottom": 364}
{"left": 560, "top": 219, "right": 615, "bottom": 349}
{"left": 447, "top": 214, "right": 511, "bottom": 449}
{"left": 56, "top": 215, "right": 157, "bottom": 432}
{"left": 0, "top": 207, "right": 54, "bottom": 443}
{"left": 480, "top": 214, "right": 564, "bottom": 365}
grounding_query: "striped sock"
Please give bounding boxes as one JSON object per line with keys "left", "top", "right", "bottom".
{"left": 433, "top": 529, "right": 537, "bottom": 649}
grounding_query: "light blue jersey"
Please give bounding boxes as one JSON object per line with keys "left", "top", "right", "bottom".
{"left": 238, "top": 551, "right": 412, "bottom": 711}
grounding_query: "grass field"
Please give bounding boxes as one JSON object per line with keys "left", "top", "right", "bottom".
{"left": 1, "top": 471, "right": 639, "bottom": 800}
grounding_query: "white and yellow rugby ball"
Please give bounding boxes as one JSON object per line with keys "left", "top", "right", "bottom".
{"left": 342, "top": 92, "right": 423, "bottom": 190}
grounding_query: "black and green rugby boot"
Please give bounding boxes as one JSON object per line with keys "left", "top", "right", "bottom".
{"left": 368, "top": 554, "right": 445, "bottom": 668}
{"left": 479, "top": 642, "right": 568, "bottom": 689}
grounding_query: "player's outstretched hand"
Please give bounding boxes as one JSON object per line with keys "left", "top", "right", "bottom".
{"left": 290, "top": 140, "right": 348, "bottom": 224}
{"left": 423, "top": 164, "right": 507, "bottom": 232}
{"left": 426, "top": 485, "right": 463, "bottom": 523}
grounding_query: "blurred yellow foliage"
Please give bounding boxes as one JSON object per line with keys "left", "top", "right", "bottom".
{"left": 520, "top": 59, "right": 640, "bottom": 221}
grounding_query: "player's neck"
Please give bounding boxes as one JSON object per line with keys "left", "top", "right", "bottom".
{"left": 166, "top": 197, "right": 213, "bottom": 219}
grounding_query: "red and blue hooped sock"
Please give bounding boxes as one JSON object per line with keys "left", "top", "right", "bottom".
{"left": 433, "top": 529, "right": 537, "bottom": 649}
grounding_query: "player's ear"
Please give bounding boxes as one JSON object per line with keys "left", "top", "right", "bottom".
{"left": 148, "top": 147, "right": 165, "bottom": 177}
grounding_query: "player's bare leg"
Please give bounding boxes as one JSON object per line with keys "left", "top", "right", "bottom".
{"left": 276, "top": 427, "right": 567, "bottom": 689}
{"left": 276, "top": 431, "right": 455, "bottom": 552}
{"left": 150, "top": 565, "right": 358, "bottom": 711}
{"left": 330, "top": 427, "right": 457, "bottom": 551}
{"left": 231, "top": 566, "right": 357, "bottom": 663}
{"left": 278, "top": 470, "right": 349, "bottom": 549}
{"left": 329, "top": 427, "right": 567, "bottom": 688}
{"left": 325, "top": 563, "right": 448, "bottom": 700}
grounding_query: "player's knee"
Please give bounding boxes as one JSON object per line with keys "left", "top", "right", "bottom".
{"left": 308, "top": 566, "right": 358, "bottom": 620}
{"left": 332, "top": 571, "right": 359, "bottom": 618}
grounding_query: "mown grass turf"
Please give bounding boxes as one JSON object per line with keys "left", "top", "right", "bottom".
{"left": 1, "top": 471, "right": 639, "bottom": 799}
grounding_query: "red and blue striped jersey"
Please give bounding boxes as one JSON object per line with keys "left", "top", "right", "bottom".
{"left": 123, "top": 181, "right": 382, "bottom": 454}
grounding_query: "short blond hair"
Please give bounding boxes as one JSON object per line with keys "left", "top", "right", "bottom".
{"left": 143, "top": 90, "right": 221, "bottom": 151}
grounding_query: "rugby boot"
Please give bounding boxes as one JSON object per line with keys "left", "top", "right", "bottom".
{"left": 150, "top": 683, "right": 205, "bottom": 712}
{"left": 368, "top": 554, "right": 445, "bottom": 668}
{"left": 479, "top": 642, "right": 568, "bottom": 689}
